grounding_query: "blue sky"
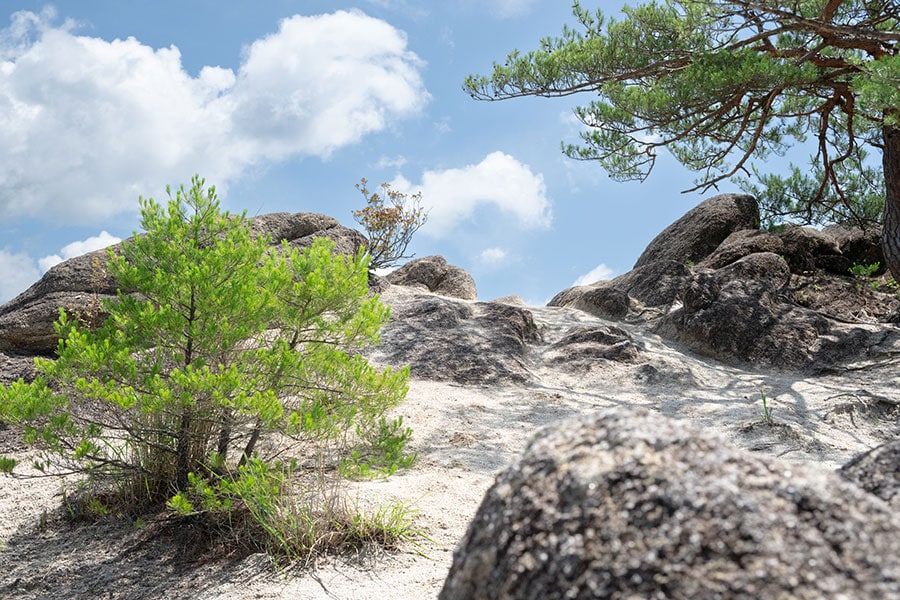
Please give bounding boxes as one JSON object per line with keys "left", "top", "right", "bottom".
{"left": 0, "top": 1, "right": 709, "bottom": 306}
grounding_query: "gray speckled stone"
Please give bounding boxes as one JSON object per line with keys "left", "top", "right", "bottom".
{"left": 441, "top": 406, "right": 900, "bottom": 600}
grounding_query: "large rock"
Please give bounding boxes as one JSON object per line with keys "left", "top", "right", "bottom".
{"left": 249, "top": 212, "right": 367, "bottom": 256}
{"left": 777, "top": 224, "right": 842, "bottom": 273}
{"left": 386, "top": 256, "right": 477, "bottom": 300}
{"left": 634, "top": 193, "right": 759, "bottom": 268}
{"left": 703, "top": 223, "right": 883, "bottom": 276}
{"left": 655, "top": 252, "right": 883, "bottom": 370}
{"left": 700, "top": 229, "right": 785, "bottom": 269}
{"left": 544, "top": 325, "right": 643, "bottom": 371}
{"left": 0, "top": 246, "right": 120, "bottom": 355}
{"left": 440, "top": 407, "right": 900, "bottom": 600}
{"left": 822, "top": 224, "right": 885, "bottom": 275}
{"left": 371, "top": 286, "right": 540, "bottom": 384}
{"left": 548, "top": 260, "right": 691, "bottom": 320}
{"left": 0, "top": 213, "right": 366, "bottom": 356}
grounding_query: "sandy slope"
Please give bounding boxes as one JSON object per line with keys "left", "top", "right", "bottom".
{"left": 1, "top": 301, "right": 898, "bottom": 600}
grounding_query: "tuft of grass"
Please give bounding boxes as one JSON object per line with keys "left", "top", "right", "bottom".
{"left": 0, "top": 457, "right": 16, "bottom": 474}
{"left": 162, "top": 457, "right": 426, "bottom": 566}
{"left": 760, "top": 392, "right": 774, "bottom": 425}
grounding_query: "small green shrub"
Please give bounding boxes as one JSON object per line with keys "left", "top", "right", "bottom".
{"left": 0, "top": 176, "right": 417, "bottom": 560}
{"left": 341, "top": 416, "right": 417, "bottom": 478}
{"left": 849, "top": 261, "right": 880, "bottom": 279}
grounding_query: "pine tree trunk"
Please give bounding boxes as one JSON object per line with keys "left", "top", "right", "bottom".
{"left": 882, "top": 121, "right": 900, "bottom": 281}
{"left": 176, "top": 410, "right": 192, "bottom": 491}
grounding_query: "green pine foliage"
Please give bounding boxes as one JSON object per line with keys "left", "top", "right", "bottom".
{"left": 0, "top": 176, "right": 412, "bottom": 532}
{"left": 464, "top": 0, "right": 898, "bottom": 228}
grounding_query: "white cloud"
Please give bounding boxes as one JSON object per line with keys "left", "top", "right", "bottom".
{"left": 573, "top": 263, "right": 614, "bottom": 286}
{"left": 395, "top": 151, "right": 552, "bottom": 238}
{"left": 479, "top": 247, "right": 509, "bottom": 266}
{"left": 38, "top": 230, "right": 121, "bottom": 272}
{"left": 0, "top": 10, "right": 428, "bottom": 224}
{"left": 374, "top": 155, "right": 408, "bottom": 169}
{"left": 0, "top": 249, "right": 40, "bottom": 304}
{"left": 230, "top": 11, "right": 428, "bottom": 161}
{"left": 492, "top": 0, "right": 539, "bottom": 18}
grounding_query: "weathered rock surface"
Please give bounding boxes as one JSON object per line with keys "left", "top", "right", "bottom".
{"left": 840, "top": 440, "right": 900, "bottom": 508}
{"left": 791, "top": 273, "right": 900, "bottom": 323}
{"left": 553, "top": 193, "right": 900, "bottom": 372}
{"left": 700, "top": 229, "right": 785, "bottom": 269}
{"left": 654, "top": 252, "right": 888, "bottom": 371}
{"left": 545, "top": 325, "right": 643, "bottom": 371}
{"left": 633, "top": 193, "right": 759, "bottom": 268}
{"left": 701, "top": 223, "right": 884, "bottom": 276}
{"left": 0, "top": 352, "right": 37, "bottom": 385}
{"left": 823, "top": 224, "right": 884, "bottom": 273}
{"left": 386, "top": 256, "right": 478, "bottom": 300}
{"left": 777, "top": 224, "right": 842, "bottom": 273}
{"left": 371, "top": 286, "right": 540, "bottom": 384}
{"left": 440, "top": 407, "right": 900, "bottom": 600}
{"left": 0, "top": 213, "right": 366, "bottom": 356}
{"left": 249, "top": 212, "right": 367, "bottom": 256}
{"left": 0, "top": 247, "right": 120, "bottom": 355}
{"left": 548, "top": 260, "right": 691, "bottom": 321}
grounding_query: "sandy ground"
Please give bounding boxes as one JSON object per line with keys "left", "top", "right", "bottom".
{"left": 1, "top": 301, "right": 898, "bottom": 599}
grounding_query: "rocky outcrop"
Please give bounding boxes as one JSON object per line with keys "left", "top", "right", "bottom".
{"left": 440, "top": 407, "right": 900, "bottom": 600}
{"left": 0, "top": 247, "right": 120, "bottom": 355}
{"left": 544, "top": 325, "right": 643, "bottom": 370}
{"left": 552, "top": 192, "right": 899, "bottom": 372}
{"left": 371, "top": 286, "right": 540, "bottom": 384}
{"left": 700, "top": 229, "right": 784, "bottom": 269}
{"left": 633, "top": 193, "right": 759, "bottom": 268}
{"left": 654, "top": 252, "right": 887, "bottom": 371}
{"left": 822, "top": 224, "right": 885, "bottom": 275}
{"left": 0, "top": 213, "right": 367, "bottom": 357}
{"left": 702, "top": 223, "right": 883, "bottom": 276}
{"left": 548, "top": 261, "right": 691, "bottom": 321}
{"left": 386, "top": 256, "right": 477, "bottom": 300}
{"left": 249, "top": 212, "right": 367, "bottom": 256}
{"left": 777, "top": 224, "right": 842, "bottom": 273}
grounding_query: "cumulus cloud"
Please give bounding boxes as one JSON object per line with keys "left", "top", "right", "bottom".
{"left": 479, "top": 247, "right": 509, "bottom": 266}
{"left": 0, "top": 249, "right": 40, "bottom": 303}
{"left": 395, "top": 151, "right": 551, "bottom": 238}
{"left": 573, "top": 263, "right": 614, "bottom": 286}
{"left": 38, "top": 230, "right": 122, "bottom": 272}
{"left": 0, "top": 9, "right": 428, "bottom": 224}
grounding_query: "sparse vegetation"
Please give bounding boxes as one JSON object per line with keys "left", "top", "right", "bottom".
{"left": 849, "top": 261, "right": 881, "bottom": 279}
{"left": 0, "top": 176, "right": 418, "bottom": 558}
{"left": 760, "top": 392, "right": 774, "bottom": 425}
{"left": 340, "top": 415, "right": 417, "bottom": 478}
{"left": 353, "top": 178, "right": 428, "bottom": 271}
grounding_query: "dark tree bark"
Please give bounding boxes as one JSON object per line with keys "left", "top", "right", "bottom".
{"left": 175, "top": 410, "right": 193, "bottom": 491}
{"left": 883, "top": 121, "right": 900, "bottom": 281}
